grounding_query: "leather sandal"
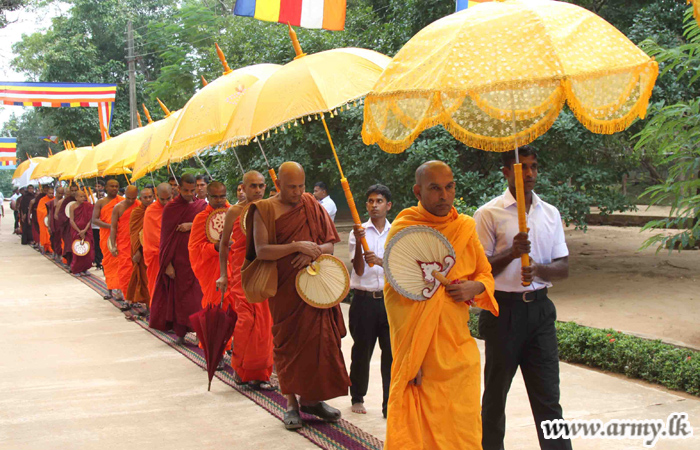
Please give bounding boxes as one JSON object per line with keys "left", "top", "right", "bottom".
{"left": 283, "top": 409, "right": 303, "bottom": 430}
{"left": 300, "top": 402, "right": 341, "bottom": 422}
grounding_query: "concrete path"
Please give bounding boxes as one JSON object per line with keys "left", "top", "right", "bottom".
{"left": 0, "top": 218, "right": 698, "bottom": 450}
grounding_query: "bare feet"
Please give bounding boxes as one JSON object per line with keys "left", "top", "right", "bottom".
{"left": 174, "top": 336, "right": 186, "bottom": 345}
{"left": 351, "top": 402, "right": 367, "bottom": 414}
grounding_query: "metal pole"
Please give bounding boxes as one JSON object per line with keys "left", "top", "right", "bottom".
{"left": 195, "top": 154, "right": 213, "bottom": 180}
{"left": 232, "top": 148, "right": 245, "bottom": 176}
{"left": 127, "top": 21, "right": 137, "bottom": 130}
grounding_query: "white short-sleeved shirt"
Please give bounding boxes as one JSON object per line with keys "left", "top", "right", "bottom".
{"left": 348, "top": 219, "right": 391, "bottom": 292}
{"left": 474, "top": 189, "right": 568, "bottom": 293}
{"left": 319, "top": 195, "right": 337, "bottom": 222}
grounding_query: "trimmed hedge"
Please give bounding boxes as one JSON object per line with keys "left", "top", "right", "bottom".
{"left": 468, "top": 312, "right": 700, "bottom": 396}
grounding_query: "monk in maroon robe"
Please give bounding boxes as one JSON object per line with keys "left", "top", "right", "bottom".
{"left": 149, "top": 174, "right": 207, "bottom": 344}
{"left": 48, "top": 187, "right": 64, "bottom": 261}
{"left": 68, "top": 191, "right": 95, "bottom": 275}
{"left": 56, "top": 184, "right": 79, "bottom": 266}
{"left": 244, "top": 162, "right": 349, "bottom": 430}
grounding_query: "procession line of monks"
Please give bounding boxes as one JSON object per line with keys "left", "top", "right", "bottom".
{"left": 16, "top": 161, "right": 501, "bottom": 449}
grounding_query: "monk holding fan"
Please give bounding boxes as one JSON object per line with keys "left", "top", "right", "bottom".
{"left": 93, "top": 180, "right": 123, "bottom": 300}
{"left": 68, "top": 190, "right": 95, "bottom": 276}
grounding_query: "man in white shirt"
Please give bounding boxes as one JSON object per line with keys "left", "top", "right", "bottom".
{"left": 91, "top": 179, "right": 106, "bottom": 269}
{"left": 474, "top": 146, "right": 571, "bottom": 450}
{"left": 313, "top": 181, "right": 337, "bottom": 222}
{"left": 11, "top": 188, "right": 22, "bottom": 233}
{"left": 348, "top": 184, "right": 392, "bottom": 419}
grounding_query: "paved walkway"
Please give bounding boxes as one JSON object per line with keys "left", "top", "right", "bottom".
{"left": 0, "top": 218, "right": 698, "bottom": 449}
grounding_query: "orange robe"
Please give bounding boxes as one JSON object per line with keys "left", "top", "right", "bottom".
{"left": 383, "top": 203, "right": 499, "bottom": 450}
{"left": 99, "top": 196, "right": 124, "bottom": 290}
{"left": 117, "top": 200, "right": 141, "bottom": 297}
{"left": 37, "top": 196, "right": 52, "bottom": 253}
{"left": 188, "top": 202, "right": 232, "bottom": 309}
{"left": 229, "top": 210, "right": 274, "bottom": 382}
{"left": 127, "top": 203, "right": 150, "bottom": 306}
{"left": 143, "top": 200, "right": 165, "bottom": 298}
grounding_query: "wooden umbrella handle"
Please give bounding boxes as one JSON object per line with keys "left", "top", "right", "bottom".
{"left": 341, "top": 178, "right": 373, "bottom": 267}
{"left": 432, "top": 271, "right": 450, "bottom": 286}
{"left": 513, "top": 164, "right": 531, "bottom": 286}
{"left": 268, "top": 168, "right": 280, "bottom": 191}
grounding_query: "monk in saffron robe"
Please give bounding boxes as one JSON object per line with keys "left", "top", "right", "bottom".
{"left": 383, "top": 161, "right": 498, "bottom": 450}
{"left": 68, "top": 190, "right": 95, "bottom": 275}
{"left": 30, "top": 187, "right": 47, "bottom": 247}
{"left": 244, "top": 162, "right": 349, "bottom": 430}
{"left": 126, "top": 187, "right": 154, "bottom": 312}
{"left": 57, "top": 184, "right": 80, "bottom": 266}
{"left": 48, "top": 187, "right": 64, "bottom": 261}
{"left": 19, "top": 185, "right": 35, "bottom": 245}
{"left": 149, "top": 174, "right": 206, "bottom": 345}
{"left": 37, "top": 188, "right": 53, "bottom": 254}
{"left": 143, "top": 183, "right": 172, "bottom": 298}
{"left": 109, "top": 185, "right": 141, "bottom": 305}
{"left": 217, "top": 171, "right": 273, "bottom": 388}
{"left": 93, "top": 179, "right": 123, "bottom": 299}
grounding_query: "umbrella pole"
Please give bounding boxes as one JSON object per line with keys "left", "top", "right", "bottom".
{"left": 231, "top": 148, "right": 245, "bottom": 177}
{"left": 150, "top": 171, "right": 156, "bottom": 187}
{"left": 168, "top": 164, "right": 179, "bottom": 186}
{"left": 511, "top": 108, "right": 531, "bottom": 286}
{"left": 195, "top": 154, "right": 213, "bottom": 180}
{"left": 123, "top": 172, "right": 132, "bottom": 186}
{"left": 320, "top": 116, "right": 373, "bottom": 266}
{"left": 256, "top": 140, "right": 280, "bottom": 191}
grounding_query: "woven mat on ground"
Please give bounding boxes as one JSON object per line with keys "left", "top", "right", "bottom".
{"left": 39, "top": 248, "right": 383, "bottom": 450}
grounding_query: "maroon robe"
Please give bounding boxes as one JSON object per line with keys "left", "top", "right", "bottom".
{"left": 244, "top": 193, "right": 349, "bottom": 402}
{"left": 149, "top": 195, "right": 207, "bottom": 338}
{"left": 69, "top": 202, "right": 95, "bottom": 274}
{"left": 47, "top": 201, "right": 63, "bottom": 255}
{"left": 57, "top": 195, "right": 76, "bottom": 261}
{"left": 31, "top": 193, "right": 45, "bottom": 245}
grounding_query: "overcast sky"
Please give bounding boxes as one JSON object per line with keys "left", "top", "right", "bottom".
{"left": 0, "top": 3, "right": 70, "bottom": 133}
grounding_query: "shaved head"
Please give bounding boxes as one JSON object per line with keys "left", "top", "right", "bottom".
{"left": 413, "top": 160, "right": 455, "bottom": 217}
{"left": 105, "top": 179, "right": 120, "bottom": 198}
{"left": 139, "top": 187, "right": 154, "bottom": 207}
{"left": 123, "top": 185, "right": 139, "bottom": 206}
{"left": 207, "top": 181, "right": 227, "bottom": 209}
{"left": 156, "top": 182, "right": 173, "bottom": 206}
{"left": 277, "top": 162, "right": 305, "bottom": 205}
{"left": 241, "top": 170, "right": 266, "bottom": 203}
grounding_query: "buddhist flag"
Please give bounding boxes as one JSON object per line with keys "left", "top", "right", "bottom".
{"left": 0, "top": 137, "right": 18, "bottom": 169}
{"left": 234, "top": 0, "right": 346, "bottom": 31}
{"left": 456, "top": 0, "right": 492, "bottom": 12}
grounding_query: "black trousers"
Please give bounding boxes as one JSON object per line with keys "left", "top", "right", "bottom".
{"left": 93, "top": 228, "right": 103, "bottom": 266}
{"left": 480, "top": 290, "right": 571, "bottom": 450}
{"left": 349, "top": 289, "right": 392, "bottom": 411}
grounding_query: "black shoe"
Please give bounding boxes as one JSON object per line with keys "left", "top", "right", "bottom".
{"left": 118, "top": 301, "right": 132, "bottom": 311}
{"left": 300, "top": 402, "right": 341, "bottom": 422}
{"left": 174, "top": 336, "right": 186, "bottom": 345}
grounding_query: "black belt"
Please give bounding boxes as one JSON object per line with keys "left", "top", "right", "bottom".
{"left": 354, "top": 289, "right": 384, "bottom": 299}
{"left": 495, "top": 288, "right": 548, "bottom": 305}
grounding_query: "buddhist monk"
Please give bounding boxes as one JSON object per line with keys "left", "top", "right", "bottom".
{"left": 126, "top": 187, "right": 154, "bottom": 315}
{"left": 243, "top": 162, "right": 349, "bottom": 430}
{"left": 57, "top": 184, "right": 80, "bottom": 266}
{"left": 149, "top": 174, "right": 206, "bottom": 345}
{"left": 217, "top": 171, "right": 273, "bottom": 389}
{"left": 48, "top": 187, "right": 64, "bottom": 262}
{"left": 30, "top": 185, "right": 48, "bottom": 248}
{"left": 68, "top": 190, "right": 95, "bottom": 276}
{"left": 93, "top": 180, "right": 124, "bottom": 300}
{"left": 383, "top": 161, "right": 498, "bottom": 450}
{"left": 143, "top": 183, "right": 172, "bottom": 298}
{"left": 19, "top": 184, "right": 35, "bottom": 245}
{"left": 109, "top": 185, "right": 141, "bottom": 307}
{"left": 189, "top": 181, "right": 230, "bottom": 310}
{"left": 37, "top": 186, "right": 54, "bottom": 254}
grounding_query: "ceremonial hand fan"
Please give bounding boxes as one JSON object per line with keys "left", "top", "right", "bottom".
{"left": 64, "top": 201, "right": 75, "bottom": 217}
{"left": 72, "top": 239, "right": 91, "bottom": 257}
{"left": 139, "top": 229, "right": 144, "bottom": 246}
{"left": 205, "top": 207, "right": 228, "bottom": 244}
{"left": 240, "top": 208, "right": 249, "bottom": 235}
{"left": 295, "top": 255, "right": 350, "bottom": 309}
{"left": 384, "top": 226, "right": 456, "bottom": 301}
{"left": 44, "top": 216, "right": 49, "bottom": 227}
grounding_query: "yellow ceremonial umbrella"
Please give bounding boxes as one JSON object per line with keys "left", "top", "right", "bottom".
{"left": 220, "top": 25, "right": 391, "bottom": 257}
{"left": 17, "top": 157, "right": 46, "bottom": 179}
{"left": 167, "top": 45, "right": 281, "bottom": 164}
{"left": 131, "top": 106, "right": 182, "bottom": 182}
{"left": 59, "top": 146, "right": 93, "bottom": 181}
{"left": 70, "top": 145, "right": 100, "bottom": 180}
{"left": 362, "top": 0, "right": 658, "bottom": 275}
{"left": 689, "top": 0, "right": 700, "bottom": 27}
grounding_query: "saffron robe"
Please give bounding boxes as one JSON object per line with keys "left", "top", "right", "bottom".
{"left": 126, "top": 203, "right": 150, "bottom": 306}
{"left": 189, "top": 202, "right": 232, "bottom": 309}
{"left": 99, "top": 196, "right": 124, "bottom": 290}
{"left": 47, "top": 200, "right": 63, "bottom": 255}
{"left": 143, "top": 200, "right": 166, "bottom": 298}
{"left": 149, "top": 195, "right": 207, "bottom": 336}
{"left": 117, "top": 200, "right": 141, "bottom": 297}
{"left": 230, "top": 208, "right": 273, "bottom": 382}
{"left": 31, "top": 193, "right": 45, "bottom": 244}
{"left": 243, "top": 193, "right": 349, "bottom": 402}
{"left": 69, "top": 202, "right": 95, "bottom": 274}
{"left": 37, "top": 196, "right": 52, "bottom": 253}
{"left": 383, "top": 204, "right": 499, "bottom": 450}
{"left": 57, "top": 195, "right": 76, "bottom": 260}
